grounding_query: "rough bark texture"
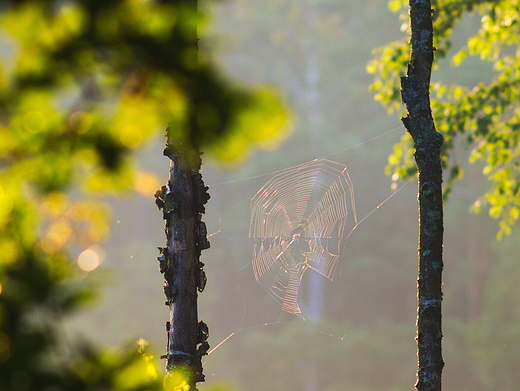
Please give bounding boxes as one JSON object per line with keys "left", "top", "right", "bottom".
{"left": 155, "top": 0, "right": 210, "bottom": 387}
{"left": 401, "top": 1, "right": 444, "bottom": 390}
{"left": 156, "top": 146, "right": 210, "bottom": 389}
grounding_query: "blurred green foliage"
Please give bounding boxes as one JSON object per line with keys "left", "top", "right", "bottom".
{"left": 368, "top": 0, "right": 520, "bottom": 239}
{"left": 0, "top": 0, "right": 289, "bottom": 389}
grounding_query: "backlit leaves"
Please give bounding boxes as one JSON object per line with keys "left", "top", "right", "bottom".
{"left": 0, "top": 0, "right": 286, "bottom": 389}
{"left": 208, "top": 87, "right": 290, "bottom": 164}
{"left": 370, "top": 0, "right": 520, "bottom": 238}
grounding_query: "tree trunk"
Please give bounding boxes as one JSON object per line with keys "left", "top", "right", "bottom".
{"left": 156, "top": 144, "right": 210, "bottom": 389}
{"left": 155, "top": 0, "right": 210, "bottom": 388}
{"left": 400, "top": 1, "right": 444, "bottom": 390}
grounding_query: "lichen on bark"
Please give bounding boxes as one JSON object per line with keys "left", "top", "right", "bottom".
{"left": 401, "top": 1, "right": 444, "bottom": 390}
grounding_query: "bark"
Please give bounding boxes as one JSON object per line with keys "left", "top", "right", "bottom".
{"left": 155, "top": 0, "right": 210, "bottom": 388}
{"left": 156, "top": 145, "right": 210, "bottom": 389}
{"left": 400, "top": 1, "right": 444, "bottom": 390}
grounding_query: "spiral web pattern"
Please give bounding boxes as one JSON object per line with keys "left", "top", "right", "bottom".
{"left": 249, "top": 159, "right": 356, "bottom": 314}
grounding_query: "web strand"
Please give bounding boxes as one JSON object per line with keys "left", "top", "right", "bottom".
{"left": 203, "top": 124, "right": 412, "bottom": 354}
{"left": 249, "top": 159, "right": 354, "bottom": 315}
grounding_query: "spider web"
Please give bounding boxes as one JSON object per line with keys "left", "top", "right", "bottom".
{"left": 204, "top": 125, "right": 413, "bottom": 357}
{"left": 249, "top": 159, "right": 357, "bottom": 315}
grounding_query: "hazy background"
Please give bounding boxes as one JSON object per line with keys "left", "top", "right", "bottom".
{"left": 66, "top": 1, "right": 520, "bottom": 390}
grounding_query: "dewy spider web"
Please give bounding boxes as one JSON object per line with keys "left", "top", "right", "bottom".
{"left": 249, "top": 159, "right": 357, "bottom": 315}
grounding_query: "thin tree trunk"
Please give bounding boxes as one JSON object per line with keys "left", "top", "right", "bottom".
{"left": 155, "top": 0, "right": 210, "bottom": 388}
{"left": 156, "top": 144, "right": 210, "bottom": 390}
{"left": 400, "top": 1, "right": 444, "bottom": 390}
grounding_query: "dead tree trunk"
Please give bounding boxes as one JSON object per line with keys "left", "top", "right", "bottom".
{"left": 156, "top": 145, "right": 210, "bottom": 389}
{"left": 155, "top": 0, "right": 210, "bottom": 388}
{"left": 400, "top": 1, "right": 444, "bottom": 390}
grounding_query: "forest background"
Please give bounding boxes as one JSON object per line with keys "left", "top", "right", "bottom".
{"left": 2, "top": 0, "right": 519, "bottom": 391}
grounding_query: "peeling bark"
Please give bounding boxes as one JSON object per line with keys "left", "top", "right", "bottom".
{"left": 156, "top": 145, "right": 210, "bottom": 389}
{"left": 155, "top": 0, "right": 210, "bottom": 387}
